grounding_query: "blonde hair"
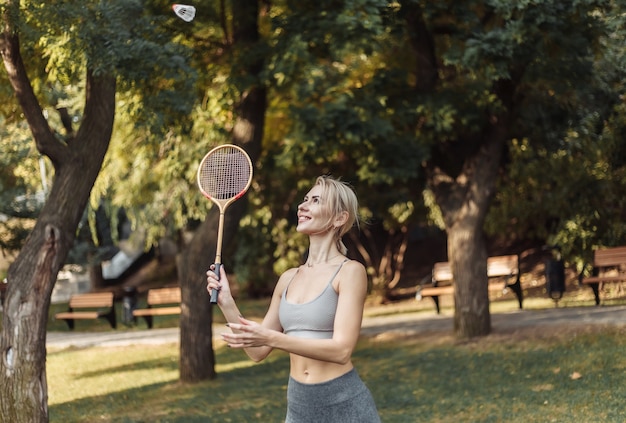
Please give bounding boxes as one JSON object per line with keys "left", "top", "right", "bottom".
{"left": 315, "top": 175, "right": 360, "bottom": 255}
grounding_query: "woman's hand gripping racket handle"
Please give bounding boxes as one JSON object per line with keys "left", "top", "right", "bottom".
{"left": 210, "top": 263, "right": 222, "bottom": 303}
{"left": 210, "top": 210, "right": 226, "bottom": 304}
{"left": 197, "top": 144, "right": 253, "bottom": 305}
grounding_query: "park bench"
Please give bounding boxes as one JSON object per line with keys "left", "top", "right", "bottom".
{"left": 54, "top": 291, "right": 117, "bottom": 330}
{"left": 581, "top": 246, "right": 626, "bottom": 305}
{"left": 415, "top": 254, "right": 524, "bottom": 314}
{"left": 132, "top": 286, "right": 182, "bottom": 329}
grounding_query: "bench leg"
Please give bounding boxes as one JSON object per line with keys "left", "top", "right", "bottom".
{"left": 141, "top": 315, "right": 154, "bottom": 329}
{"left": 63, "top": 319, "right": 75, "bottom": 330}
{"left": 102, "top": 305, "right": 117, "bottom": 329}
{"left": 431, "top": 296, "right": 441, "bottom": 314}
{"left": 508, "top": 279, "right": 524, "bottom": 309}
{"left": 588, "top": 283, "right": 601, "bottom": 306}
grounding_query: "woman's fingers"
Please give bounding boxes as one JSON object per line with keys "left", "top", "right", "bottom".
{"left": 206, "top": 264, "right": 223, "bottom": 294}
{"left": 222, "top": 333, "right": 252, "bottom": 348}
{"left": 222, "top": 322, "right": 261, "bottom": 347}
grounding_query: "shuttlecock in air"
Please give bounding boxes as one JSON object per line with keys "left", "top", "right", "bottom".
{"left": 172, "top": 4, "right": 196, "bottom": 22}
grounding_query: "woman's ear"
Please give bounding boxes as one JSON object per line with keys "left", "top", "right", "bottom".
{"left": 333, "top": 210, "right": 349, "bottom": 228}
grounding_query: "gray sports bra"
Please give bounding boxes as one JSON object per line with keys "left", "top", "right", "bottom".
{"left": 278, "top": 260, "right": 348, "bottom": 339}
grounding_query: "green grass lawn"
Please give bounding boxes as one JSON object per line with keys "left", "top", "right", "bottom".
{"left": 24, "top": 286, "right": 626, "bottom": 422}
{"left": 47, "top": 324, "right": 626, "bottom": 423}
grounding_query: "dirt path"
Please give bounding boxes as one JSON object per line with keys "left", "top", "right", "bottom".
{"left": 361, "top": 304, "right": 626, "bottom": 344}
{"left": 46, "top": 304, "right": 626, "bottom": 349}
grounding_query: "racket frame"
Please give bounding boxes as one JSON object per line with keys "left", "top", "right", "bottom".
{"left": 197, "top": 144, "right": 253, "bottom": 303}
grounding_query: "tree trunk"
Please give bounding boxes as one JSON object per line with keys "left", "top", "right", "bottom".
{"left": 0, "top": 26, "right": 116, "bottom": 419}
{"left": 429, "top": 129, "right": 506, "bottom": 338}
{"left": 89, "top": 263, "right": 105, "bottom": 290}
{"left": 0, "top": 225, "right": 58, "bottom": 423}
{"left": 448, "top": 217, "right": 490, "bottom": 336}
{"left": 177, "top": 210, "right": 219, "bottom": 382}
{"left": 0, "top": 145, "right": 116, "bottom": 420}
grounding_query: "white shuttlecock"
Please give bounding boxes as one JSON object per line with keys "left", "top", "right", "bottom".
{"left": 172, "top": 4, "right": 196, "bottom": 22}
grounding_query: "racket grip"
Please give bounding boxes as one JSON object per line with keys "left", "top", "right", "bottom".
{"left": 210, "top": 262, "right": 221, "bottom": 304}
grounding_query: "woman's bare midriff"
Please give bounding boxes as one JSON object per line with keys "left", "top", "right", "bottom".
{"left": 289, "top": 354, "right": 354, "bottom": 384}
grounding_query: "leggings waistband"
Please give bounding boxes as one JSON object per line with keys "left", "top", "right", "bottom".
{"left": 287, "top": 368, "right": 367, "bottom": 406}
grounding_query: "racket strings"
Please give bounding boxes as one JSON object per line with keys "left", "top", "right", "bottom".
{"left": 198, "top": 148, "right": 251, "bottom": 200}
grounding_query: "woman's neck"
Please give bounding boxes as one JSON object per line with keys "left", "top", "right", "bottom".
{"left": 305, "top": 239, "right": 343, "bottom": 267}
{"left": 305, "top": 252, "right": 343, "bottom": 267}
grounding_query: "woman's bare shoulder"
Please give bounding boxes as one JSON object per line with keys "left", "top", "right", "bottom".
{"left": 337, "top": 259, "right": 367, "bottom": 287}
{"left": 342, "top": 259, "right": 366, "bottom": 274}
{"left": 280, "top": 266, "right": 300, "bottom": 280}
{"left": 273, "top": 266, "right": 300, "bottom": 293}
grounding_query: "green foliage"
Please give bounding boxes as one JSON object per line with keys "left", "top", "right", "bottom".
{"left": 486, "top": 1, "right": 626, "bottom": 270}
{"left": 16, "top": 0, "right": 198, "bottom": 134}
{"left": 5, "top": 0, "right": 626, "bottom": 299}
{"left": 0, "top": 124, "right": 45, "bottom": 216}
{"left": 232, "top": 206, "right": 279, "bottom": 297}
{"left": 0, "top": 119, "right": 45, "bottom": 252}
{"left": 2, "top": 0, "right": 199, "bottom": 254}
{"left": 488, "top": 106, "right": 626, "bottom": 271}
{"left": 263, "top": 0, "right": 430, "bottom": 253}
{"left": 234, "top": 205, "right": 308, "bottom": 296}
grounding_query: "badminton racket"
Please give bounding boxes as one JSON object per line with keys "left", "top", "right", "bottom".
{"left": 172, "top": 4, "right": 196, "bottom": 22}
{"left": 197, "top": 144, "right": 253, "bottom": 303}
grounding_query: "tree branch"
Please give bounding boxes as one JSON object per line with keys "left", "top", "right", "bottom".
{"left": 0, "top": 19, "right": 66, "bottom": 165}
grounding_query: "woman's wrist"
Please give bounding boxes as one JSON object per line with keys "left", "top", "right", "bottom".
{"left": 217, "top": 294, "right": 236, "bottom": 308}
{"left": 267, "top": 330, "right": 281, "bottom": 349}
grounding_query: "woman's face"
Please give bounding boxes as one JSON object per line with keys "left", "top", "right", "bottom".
{"left": 296, "top": 184, "right": 331, "bottom": 235}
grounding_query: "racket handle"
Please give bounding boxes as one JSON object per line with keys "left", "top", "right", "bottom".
{"left": 210, "top": 262, "right": 221, "bottom": 304}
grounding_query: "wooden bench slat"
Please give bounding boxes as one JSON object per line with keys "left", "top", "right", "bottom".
{"left": 419, "top": 286, "right": 454, "bottom": 297}
{"left": 582, "top": 275, "right": 626, "bottom": 284}
{"left": 68, "top": 300, "right": 114, "bottom": 308}
{"left": 431, "top": 255, "right": 519, "bottom": 283}
{"left": 133, "top": 306, "right": 181, "bottom": 317}
{"left": 68, "top": 292, "right": 114, "bottom": 307}
{"left": 592, "top": 246, "right": 626, "bottom": 267}
{"left": 420, "top": 282, "right": 509, "bottom": 298}
{"left": 432, "top": 263, "right": 453, "bottom": 282}
{"left": 55, "top": 311, "right": 101, "bottom": 320}
{"left": 486, "top": 256, "right": 519, "bottom": 277}
{"left": 146, "top": 288, "right": 181, "bottom": 305}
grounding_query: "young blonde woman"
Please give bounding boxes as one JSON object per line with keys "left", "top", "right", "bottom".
{"left": 206, "top": 175, "right": 380, "bottom": 422}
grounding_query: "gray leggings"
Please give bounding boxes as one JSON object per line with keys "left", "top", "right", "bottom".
{"left": 285, "top": 368, "right": 381, "bottom": 423}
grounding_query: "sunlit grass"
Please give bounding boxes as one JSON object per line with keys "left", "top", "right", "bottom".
{"left": 48, "top": 341, "right": 290, "bottom": 423}
{"left": 47, "top": 326, "right": 626, "bottom": 423}
{"left": 47, "top": 341, "right": 268, "bottom": 407}
{"left": 47, "top": 345, "right": 181, "bottom": 405}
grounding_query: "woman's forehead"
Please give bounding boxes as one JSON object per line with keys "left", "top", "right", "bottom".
{"left": 305, "top": 185, "right": 324, "bottom": 197}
